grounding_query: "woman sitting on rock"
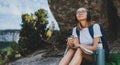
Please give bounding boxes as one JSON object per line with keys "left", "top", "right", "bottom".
{"left": 59, "top": 7, "right": 102, "bottom": 65}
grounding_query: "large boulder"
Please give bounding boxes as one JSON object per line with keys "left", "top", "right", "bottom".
{"left": 48, "top": 0, "right": 120, "bottom": 43}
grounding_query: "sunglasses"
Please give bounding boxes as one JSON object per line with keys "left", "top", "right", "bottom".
{"left": 76, "top": 10, "right": 87, "bottom": 15}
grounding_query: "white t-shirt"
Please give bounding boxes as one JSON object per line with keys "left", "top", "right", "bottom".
{"left": 72, "top": 24, "right": 102, "bottom": 46}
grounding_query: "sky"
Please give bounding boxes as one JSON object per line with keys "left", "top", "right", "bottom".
{"left": 0, "top": 0, "right": 60, "bottom": 30}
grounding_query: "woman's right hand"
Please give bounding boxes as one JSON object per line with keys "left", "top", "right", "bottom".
{"left": 66, "top": 37, "right": 74, "bottom": 47}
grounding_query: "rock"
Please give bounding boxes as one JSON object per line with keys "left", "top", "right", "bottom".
{"left": 48, "top": 0, "right": 120, "bottom": 43}
{"left": 109, "top": 39, "right": 120, "bottom": 53}
{"left": 9, "top": 52, "right": 62, "bottom": 65}
{"left": 8, "top": 50, "right": 63, "bottom": 65}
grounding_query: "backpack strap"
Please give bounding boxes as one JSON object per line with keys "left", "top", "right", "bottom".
{"left": 88, "top": 24, "right": 94, "bottom": 38}
{"left": 76, "top": 26, "right": 80, "bottom": 38}
{"left": 99, "top": 24, "right": 109, "bottom": 60}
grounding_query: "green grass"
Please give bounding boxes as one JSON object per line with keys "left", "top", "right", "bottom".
{"left": 106, "top": 53, "right": 120, "bottom": 65}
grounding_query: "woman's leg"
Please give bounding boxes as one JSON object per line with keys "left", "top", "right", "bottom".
{"left": 69, "top": 48, "right": 83, "bottom": 65}
{"left": 59, "top": 48, "right": 76, "bottom": 65}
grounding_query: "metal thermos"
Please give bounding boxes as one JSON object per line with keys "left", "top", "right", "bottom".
{"left": 97, "top": 42, "right": 105, "bottom": 65}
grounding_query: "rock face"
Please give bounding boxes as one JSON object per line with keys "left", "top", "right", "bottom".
{"left": 0, "top": 30, "right": 20, "bottom": 42}
{"left": 48, "top": 0, "right": 120, "bottom": 42}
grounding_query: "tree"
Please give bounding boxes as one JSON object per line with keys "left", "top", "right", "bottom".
{"left": 18, "top": 9, "right": 48, "bottom": 55}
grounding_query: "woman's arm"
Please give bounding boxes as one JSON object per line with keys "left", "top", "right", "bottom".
{"left": 80, "top": 37, "right": 101, "bottom": 51}
{"left": 74, "top": 37, "right": 101, "bottom": 51}
{"left": 78, "top": 24, "right": 102, "bottom": 51}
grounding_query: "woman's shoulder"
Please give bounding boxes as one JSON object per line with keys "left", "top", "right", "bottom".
{"left": 93, "top": 23, "right": 99, "bottom": 27}
{"left": 72, "top": 27, "right": 78, "bottom": 32}
{"left": 89, "top": 21, "right": 99, "bottom": 28}
{"left": 93, "top": 23, "right": 101, "bottom": 30}
{"left": 73, "top": 26, "right": 77, "bottom": 30}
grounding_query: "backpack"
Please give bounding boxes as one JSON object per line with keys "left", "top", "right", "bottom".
{"left": 76, "top": 23, "right": 109, "bottom": 61}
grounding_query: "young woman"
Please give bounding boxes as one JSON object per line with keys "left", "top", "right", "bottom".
{"left": 58, "top": 7, "right": 102, "bottom": 65}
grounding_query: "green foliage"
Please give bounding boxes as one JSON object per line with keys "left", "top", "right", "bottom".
{"left": 105, "top": 53, "right": 120, "bottom": 65}
{"left": 46, "top": 21, "right": 55, "bottom": 40}
{"left": 18, "top": 9, "right": 49, "bottom": 56}
{"left": 0, "top": 42, "right": 21, "bottom": 65}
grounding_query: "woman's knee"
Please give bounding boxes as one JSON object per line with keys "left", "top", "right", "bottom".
{"left": 66, "top": 48, "right": 76, "bottom": 54}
